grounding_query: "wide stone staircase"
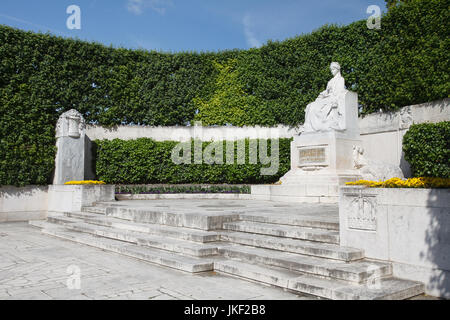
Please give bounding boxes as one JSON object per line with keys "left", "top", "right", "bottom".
{"left": 29, "top": 200, "right": 424, "bottom": 300}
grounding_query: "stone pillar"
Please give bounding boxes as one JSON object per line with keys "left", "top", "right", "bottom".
{"left": 53, "top": 109, "right": 86, "bottom": 185}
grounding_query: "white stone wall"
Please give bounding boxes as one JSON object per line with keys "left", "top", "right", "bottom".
{"left": 0, "top": 186, "right": 48, "bottom": 222}
{"left": 339, "top": 186, "right": 450, "bottom": 298}
{"left": 358, "top": 98, "right": 449, "bottom": 177}
{"left": 86, "top": 124, "right": 296, "bottom": 142}
{"left": 85, "top": 98, "right": 449, "bottom": 178}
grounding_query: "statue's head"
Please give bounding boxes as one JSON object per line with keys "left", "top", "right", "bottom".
{"left": 330, "top": 62, "right": 341, "bottom": 76}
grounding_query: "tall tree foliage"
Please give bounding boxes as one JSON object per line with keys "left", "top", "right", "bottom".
{"left": 0, "top": 0, "right": 448, "bottom": 185}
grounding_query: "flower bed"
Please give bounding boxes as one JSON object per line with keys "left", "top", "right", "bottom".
{"left": 346, "top": 177, "right": 450, "bottom": 188}
{"left": 65, "top": 180, "right": 106, "bottom": 185}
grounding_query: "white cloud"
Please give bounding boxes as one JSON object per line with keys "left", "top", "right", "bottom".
{"left": 126, "top": 0, "right": 173, "bottom": 16}
{"left": 0, "top": 13, "right": 69, "bottom": 37}
{"left": 243, "top": 14, "right": 262, "bottom": 48}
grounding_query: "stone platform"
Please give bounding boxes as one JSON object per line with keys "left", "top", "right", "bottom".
{"left": 30, "top": 199, "right": 425, "bottom": 300}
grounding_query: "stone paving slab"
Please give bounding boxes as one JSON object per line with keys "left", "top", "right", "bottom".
{"left": 0, "top": 222, "right": 314, "bottom": 300}
{"left": 97, "top": 199, "right": 339, "bottom": 218}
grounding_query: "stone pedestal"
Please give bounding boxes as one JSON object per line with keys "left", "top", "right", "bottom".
{"left": 280, "top": 130, "right": 362, "bottom": 186}
{"left": 252, "top": 129, "right": 362, "bottom": 203}
{"left": 53, "top": 110, "right": 86, "bottom": 185}
{"left": 48, "top": 184, "right": 115, "bottom": 213}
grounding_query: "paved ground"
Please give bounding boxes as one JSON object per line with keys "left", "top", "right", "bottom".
{"left": 0, "top": 222, "right": 316, "bottom": 300}
{"left": 101, "top": 199, "right": 339, "bottom": 219}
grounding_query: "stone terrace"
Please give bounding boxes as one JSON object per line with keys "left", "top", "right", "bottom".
{"left": 27, "top": 199, "right": 425, "bottom": 300}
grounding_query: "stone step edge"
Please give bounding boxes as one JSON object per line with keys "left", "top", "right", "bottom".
{"left": 87, "top": 206, "right": 240, "bottom": 231}
{"left": 60, "top": 220, "right": 221, "bottom": 257}
{"left": 34, "top": 222, "right": 214, "bottom": 273}
{"left": 223, "top": 221, "right": 340, "bottom": 244}
{"left": 239, "top": 213, "right": 339, "bottom": 231}
{"left": 220, "top": 231, "right": 364, "bottom": 262}
{"left": 214, "top": 260, "right": 424, "bottom": 300}
{"left": 81, "top": 206, "right": 107, "bottom": 214}
{"left": 219, "top": 245, "right": 391, "bottom": 283}
{"left": 55, "top": 212, "right": 222, "bottom": 243}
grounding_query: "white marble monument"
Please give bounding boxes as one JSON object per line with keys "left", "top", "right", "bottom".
{"left": 252, "top": 62, "right": 362, "bottom": 202}
{"left": 53, "top": 109, "right": 86, "bottom": 185}
{"left": 280, "top": 62, "right": 362, "bottom": 187}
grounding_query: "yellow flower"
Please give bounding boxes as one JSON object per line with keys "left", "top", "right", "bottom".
{"left": 64, "top": 180, "right": 106, "bottom": 185}
{"left": 345, "top": 177, "right": 450, "bottom": 189}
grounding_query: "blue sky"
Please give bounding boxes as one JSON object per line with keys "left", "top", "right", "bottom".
{"left": 0, "top": 0, "right": 387, "bottom": 52}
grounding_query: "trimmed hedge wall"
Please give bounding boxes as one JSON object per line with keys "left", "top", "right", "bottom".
{"left": 94, "top": 138, "right": 291, "bottom": 185}
{"left": 1, "top": 0, "right": 448, "bottom": 186}
{"left": 403, "top": 122, "right": 450, "bottom": 178}
{"left": 115, "top": 185, "right": 251, "bottom": 195}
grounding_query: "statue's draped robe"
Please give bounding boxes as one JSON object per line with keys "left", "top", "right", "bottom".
{"left": 303, "top": 74, "right": 345, "bottom": 132}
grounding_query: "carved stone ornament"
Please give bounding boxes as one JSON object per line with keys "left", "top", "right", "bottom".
{"left": 346, "top": 188, "right": 377, "bottom": 231}
{"left": 399, "top": 106, "right": 413, "bottom": 130}
{"left": 352, "top": 145, "right": 404, "bottom": 181}
{"left": 56, "top": 109, "right": 86, "bottom": 139}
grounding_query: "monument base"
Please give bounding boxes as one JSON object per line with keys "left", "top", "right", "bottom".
{"left": 251, "top": 173, "right": 361, "bottom": 204}
{"left": 251, "top": 130, "right": 362, "bottom": 203}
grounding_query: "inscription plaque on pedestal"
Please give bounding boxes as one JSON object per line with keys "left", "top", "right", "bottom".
{"left": 298, "top": 146, "right": 327, "bottom": 169}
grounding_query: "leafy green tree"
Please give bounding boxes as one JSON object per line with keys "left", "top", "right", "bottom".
{"left": 192, "top": 59, "right": 275, "bottom": 126}
{"left": 385, "top": 0, "right": 412, "bottom": 10}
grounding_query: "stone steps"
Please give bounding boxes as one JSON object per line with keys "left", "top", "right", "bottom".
{"left": 84, "top": 203, "right": 239, "bottom": 231}
{"left": 221, "top": 231, "right": 363, "bottom": 262}
{"left": 29, "top": 221, "right": 214, "bottom": 273}
{"left": 214, "top": 260, "right": 424, "bottom": 300}
{"left": 82, "top": 206, "right": 108, "bottom": 214}
{"left": 55, "top": 212, "right": 221, "bottom": 243}
{"left": 239, "top": 212, "right": 339, "bottom": 230}
{"left": 219, "top": 244, "right": 391, "bottom": 283}
{"left": 29, "top": 200, "right": 425, "bottom": 300}
{"left": 223, "top": 221, "right": 340, "bottom": 244}
{"left": 66, "top": 221, "right": 220, "bottom": 257}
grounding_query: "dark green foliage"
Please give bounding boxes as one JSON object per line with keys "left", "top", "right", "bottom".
{"left": 192, "top": 59, "right": 276, "bottom": 126}
{"left": 362, "top": 0, "right": 450, "bottom": 113}
{"left": 94, "top": 138, "right": 292, "bottom": 185}
{"left": 1, "top": 0, "right": 448, "bottom": 186}
{"left": 403, "top": 122, "right": 450, "bottom": 178}
{"left": 115, "top": 184, "right": 251, "bottom": 194}
{"left": 385, "top": 0, "right": 413, "bottom": 10}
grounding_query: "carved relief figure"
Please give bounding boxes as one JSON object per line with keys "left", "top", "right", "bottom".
{"left": 56, "top": 109, "right": 86, "bottom": 138}
{"left": 303, "top": 62, "right": 346, "bottom": 132}
{"left": 353, "top": 146, "right": 404, "bottom": 181}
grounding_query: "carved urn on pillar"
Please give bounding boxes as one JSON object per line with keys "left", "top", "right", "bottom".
{"left": 53, "top": 109, "right": 86, "bottom": 185}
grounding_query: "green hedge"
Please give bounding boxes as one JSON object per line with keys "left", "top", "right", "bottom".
{"left": 115, "top": 185, "right": 251, "bottom": 194}
{"left": 1, "top": 0, "right": 448, "bottom": 186}
{"left": 94, "top": 138, "right": 291, "bottom": 185}
{"left": 403, "top": 122, "right": 450, "bottom": 178}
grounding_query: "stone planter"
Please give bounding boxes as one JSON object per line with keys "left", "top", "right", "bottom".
{"left": 0, "top": 186, "right": 48, "bottom": 222}
{"left": 339, "top": 186, "right": 450, "bottom": 298}
{"left": 48, "top": 184, "right": 115, "bottom": 213}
